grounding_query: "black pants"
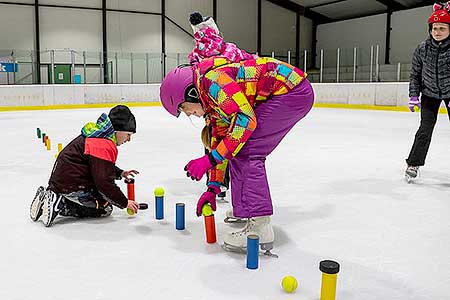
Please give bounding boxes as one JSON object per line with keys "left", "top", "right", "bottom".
{"left": 59, "top": 190, "right": 113, "bottom": 218}
{"left": 406, "top": 95, "right": 450, "bottom": 166}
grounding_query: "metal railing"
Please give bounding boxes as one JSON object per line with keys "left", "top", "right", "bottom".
{"left": 0, "top": 47, "right": 412, "bottom": 85}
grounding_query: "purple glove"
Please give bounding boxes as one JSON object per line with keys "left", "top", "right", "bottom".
{"left": 408, "top": 96, "right": 421, "bottom": 112}
{"left": 196, "top": 186, "right": 220, "bottom": 217}
{"left": 184, "top": 154, "right": 214, "bottom": 181}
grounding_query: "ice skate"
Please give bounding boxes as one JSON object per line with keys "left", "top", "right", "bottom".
{"left": 405, "top": 165, "right": 419, "bottom": 183}
{"left": 222, "top": 216, "right": 278, "bottom": 258}
{"left": 30, "top": 186, "right": 45, "bottom": 221}
{"left": 223, "top": 209, "right": 246, "bottom": 224}
{"left": 216, "top": 190, "right": 228, "bottom": 203}
{"left": 41, "top": 189, "right": 64, "bottom": 227}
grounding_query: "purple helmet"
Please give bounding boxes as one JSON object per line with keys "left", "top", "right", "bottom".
{"left": 160, "top": 65, "right": 197, "bottom": 117}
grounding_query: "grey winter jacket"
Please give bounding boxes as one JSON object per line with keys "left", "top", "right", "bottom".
{"left": 409, "top": 36, "right": 450, "bottom": 99}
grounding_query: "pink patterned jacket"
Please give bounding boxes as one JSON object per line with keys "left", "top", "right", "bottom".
{"left": 189, "top": 27, "right": 257, "bottom": 65}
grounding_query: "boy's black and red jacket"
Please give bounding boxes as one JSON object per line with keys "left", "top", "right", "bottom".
{"left": 48, "top": 116, "right": 129, "bottom": 209}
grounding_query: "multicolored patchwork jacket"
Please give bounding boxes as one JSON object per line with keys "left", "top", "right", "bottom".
{"left": 194, "top": 56, "right": 307, "bottom": 186}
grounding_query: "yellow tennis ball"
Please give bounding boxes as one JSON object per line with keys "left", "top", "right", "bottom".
{"left": 281, "top": 276, "right": 298, "bottom": 293}
{"left": 201, "top": 204, "right": 213, "bottom": 216}
{"left": 127, "top": 208, "right": 135, "bottom": 216}
{"left": 154, "top": 187, "right": 165, "bottom": 197}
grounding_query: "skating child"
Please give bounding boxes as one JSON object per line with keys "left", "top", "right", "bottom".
{"left": 405, "top": 2, "right": 450, "bottom": 181}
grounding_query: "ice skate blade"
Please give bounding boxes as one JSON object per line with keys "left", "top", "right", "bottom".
{"left": 405, "top": 175, "right": 416, "bottom": 184}
{"left": 223, "top": 217, "right": 247, "bottom": 224}
{"left": 221, "top": 242, "right": 278, "bottom": 258}
{"left": 216, "top": 197, "right": 229, "bottom": 204}
{"left": 261, "top": 242, "right": 279, "bottom": 258}
{"left": 30, "top": 186, "right": 45, "bottom": 221}
{"left": 222, "top": 243, "right": 247, "bottom": 254}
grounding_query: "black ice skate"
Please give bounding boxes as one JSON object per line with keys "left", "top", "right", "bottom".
{"left": 41, "top": 190, "right": 64, "bottom": 227}
{"left": 30, "top": 186, "right": 45, "bottom": 221}
{"left": 405, "top": 165, "right": 419, "bottom": 183}
{"left": 216, "top": 190, "right": 228, "bottom": 204}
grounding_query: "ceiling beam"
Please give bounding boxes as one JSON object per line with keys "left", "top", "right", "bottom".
{"left": 375, "top": 0, "right": 407, "bottom": 10}
{"left": 308, "top": 0, "right": 347, "bottom": 9}
{"left": 318, "top": 0, "right": 435, "bottom": 25}
{"left": 305, "top": 8, "right": 333, "bottom": 23}
{"left": 265, "top": 0, "right": 332, "bottom": 23}
{"left": 265, "top": 0, "right": 304, "bottom": 13}
{"left": 320, "top": 10, "right": 387, "bottom": 24}
{"left": 407, "top": 0, "right": 435, "bottom": 10}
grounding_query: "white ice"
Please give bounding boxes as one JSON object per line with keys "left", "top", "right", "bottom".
{"left": 1, "top": 106, "right": 449, "bottom": 300}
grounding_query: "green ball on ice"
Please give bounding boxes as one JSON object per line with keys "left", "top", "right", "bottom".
{"left": 127, "top": 208, "right": 135, "bottom": 215}
{"left": 154, "top": 187, "right": 165, "bottom": 197}
{"left": 281, "top": 276, "right": 298, "bottom": 293}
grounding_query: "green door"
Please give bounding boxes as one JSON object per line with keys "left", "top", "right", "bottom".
{"left": 48, "top": 64, "right": 71, "bottom": 84}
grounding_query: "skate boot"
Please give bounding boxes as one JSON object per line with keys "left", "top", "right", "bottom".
{"left": 405, "top": 165, "right": 419, "bottom": 183}
{"left": 30, "top": 186, "right": 45, "bottom": 221}
{"left": 222, "top": 216, "right": 278, "bottom": 257}
{"left": 41, "top": 189, "right": 64, "bottom": 227}
{"left": 216, "top": 190, "right": 228, "bottom": 203}
{"left": 224, "top": 209, "right": 246, "bottom": 224}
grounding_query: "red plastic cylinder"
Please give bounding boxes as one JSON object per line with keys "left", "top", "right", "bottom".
{"left": 204, "top": 214, "right": 217, "bottom": 244}
{"left": 125, "top": 178, "right": 135, "bottom": 201}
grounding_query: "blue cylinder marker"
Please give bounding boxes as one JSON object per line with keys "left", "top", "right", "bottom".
{"left": 176, "top": 203, "right": 185, "bottom": 230}
{"left": 155, "top": 196, "right": 164, "bottom": 219}
{"left": 154, "top": 187, "right": 165, "bottom": 220}
{"left": 246, "top": 235, "right": 259, "bottom": 269}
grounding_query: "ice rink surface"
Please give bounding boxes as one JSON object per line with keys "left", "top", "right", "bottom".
{"left": 1, "top": 106, "right": 449, "bottom": 300}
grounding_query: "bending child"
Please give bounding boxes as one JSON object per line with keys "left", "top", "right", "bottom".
{"left": 160, "top": 56, "right": 314, "bottom": 252}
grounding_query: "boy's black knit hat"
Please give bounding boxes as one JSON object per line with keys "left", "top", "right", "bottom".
{"left": 108, "top": 105, "right": 136, "bottom": 133}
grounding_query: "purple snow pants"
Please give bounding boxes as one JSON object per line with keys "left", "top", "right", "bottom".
{"left": 230, "top": 79, "right": 314, "bottom": 218}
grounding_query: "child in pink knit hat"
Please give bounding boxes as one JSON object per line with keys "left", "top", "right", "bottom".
{"left": 188, "top": 12, "right": 257, "bottom": 65}
{"left": 188, "top": 12, "right": 254, "bottom": 217}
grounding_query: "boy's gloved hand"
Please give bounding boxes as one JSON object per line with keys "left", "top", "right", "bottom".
{"left": 196, "top": 185, "right": 220, "bottom": 217}
{"left": 127, "top": 200, "right": 139, "bottom": 214}
{"left": 121, "top": 169, "right": 139, "bottom": 180}
{"left": 184, "top": 154, "right": 215, "bottom": 181}
{"left": 408, "top": 96, "right": 421, "bottom": 112}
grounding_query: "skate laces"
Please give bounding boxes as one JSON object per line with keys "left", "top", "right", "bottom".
{"left": 35, "top": 187, "right": 45, "bottom": 201}
{"left": 406, "top": 165, "right": 420, "bottom": 176}
{"left": 46, "top": 191, "right": 62, "bottom": 210}
{"left": 406, "top": 165, "right": 420, "bottom": 179}
{"left": 232, "top": 218, "right": 256, "bottom": 237}
{"left": 407, "top": 166, "right": 419, "bottom": 171}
